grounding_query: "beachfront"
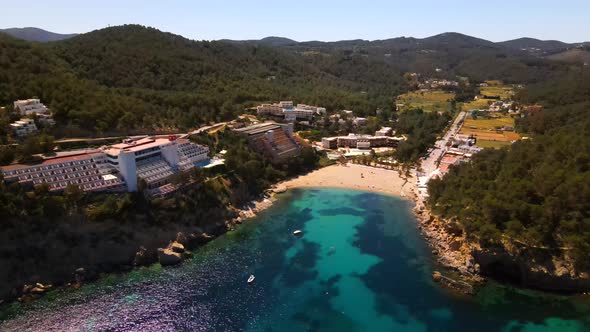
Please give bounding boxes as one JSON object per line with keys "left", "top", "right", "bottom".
{"left": 280, "top": 163, "right": 412, "bottom": 197}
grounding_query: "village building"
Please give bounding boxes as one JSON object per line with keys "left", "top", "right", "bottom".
{"left": 13, "top": 99, "right": 56, "bottom": 126}
{"left": 352, "top": 117, "right": 367, "bottom": 126}
{"left": 375, "top": 127, "right": 393, "bottom": 136}
{"left": 10, "top": 118, "right": 37, "bottom": 137}
{"left": 13, "top": 99, "right": 48, "bottom": 116}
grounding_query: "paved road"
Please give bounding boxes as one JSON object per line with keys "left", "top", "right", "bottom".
{"left": 420, "top": 111, "right": 467, "bottom": 176}
{"left": 53, "top": 122, "right": 228, "bottom": 144}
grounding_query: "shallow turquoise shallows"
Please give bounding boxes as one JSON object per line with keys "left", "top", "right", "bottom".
{"left": 1, "top": 188, "right": 590, "bottom": 331}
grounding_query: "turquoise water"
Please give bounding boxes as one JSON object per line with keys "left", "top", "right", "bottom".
{"left": 1, "top": 188, "right": 590, "bottom": 331}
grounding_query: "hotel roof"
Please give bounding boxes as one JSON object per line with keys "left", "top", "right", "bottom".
{"left": 233, "top": 122, "right": 282, "bottom": 136}
{"left": 104, "top": 137, "right": 173, "bottom": 155}
{"left": 1, "top": 151, "right": 101, "bottom": 171}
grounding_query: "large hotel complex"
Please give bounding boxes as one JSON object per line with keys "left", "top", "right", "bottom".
{"left": 256, "top": 101, "right": 326, "bottom": 121}
{"left": 1, "top": 136, "right": 209, "bottom": 196}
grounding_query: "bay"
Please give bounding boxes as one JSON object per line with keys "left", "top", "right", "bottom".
{"left": 1, "top": 188, "right": 589, "bottom": 331}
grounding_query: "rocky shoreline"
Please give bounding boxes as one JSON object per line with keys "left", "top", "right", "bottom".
{"left": 11, "top": 189, "right": 282, "bottom": 305}
{"left": 408, "top": 186, "right": 486, "bottom": 294}
{"left": 408, "top": 178, "right": 590, "bottom": 295}
{"left": 12, "top": 172, "right": 589, "bottom": 304}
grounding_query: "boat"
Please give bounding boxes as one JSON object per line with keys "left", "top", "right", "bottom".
{"left": 247, "top": 275, "right": 255, "bottom": 283}
{"left": 293, "top": 230, "right": 303, "bottom": 235}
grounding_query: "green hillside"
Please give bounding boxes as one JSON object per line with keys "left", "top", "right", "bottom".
{"left": 0, "top": 25, "right": 574, "bottom": 137}
{"left": 428, "top": 69, "right": 590, "bottom": 269}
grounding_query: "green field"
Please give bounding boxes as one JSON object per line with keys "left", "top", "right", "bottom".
{"left": 476, "top": 140, "right": 512, "bottom": 149}
{"left": 463, "top": 115, "right": 515, "bottom": 130}
{"left": 461, "top": 98, "right": 492, "bottom": 111}
{"left": 480, "top": 86, "right": 513, "bottom": 99}
{"left": 460, "top": 113, "right": 521, "bottom": 146}
{"left": 461, "top": 83, "right": 514, "bottom": 110}
{"left": 396, "top": 90, "right": 455, "bottom": 112}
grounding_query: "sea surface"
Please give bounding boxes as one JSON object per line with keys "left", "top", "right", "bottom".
{"left": 1, "top": 188, "right": 590, "bottom": 331}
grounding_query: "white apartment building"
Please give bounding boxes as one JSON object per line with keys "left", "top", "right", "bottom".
{"left": 256, "top": 101, "right": 325, "bottom": 121}
{"left": 353, "top": 117, "right": 367, "bottom": 126}
{"left": 37, "top": 113, "right": 56, "bottom": 126}
{"left": 279, "top": 101, "right": 293, "bottom": 109}
{"left": 322, "top": 134, "right": 406, "bottom": 150}
{"left": 13, "top": 99, "right": 48, "bottom": 116}
{"left": 296, "top": 104, "right": 326, "bottom": 115}
{"left": 375, "top": 127, "right": 393, "bottom": 136}
{"left": 1, "top": 136, "right": 210, "bottom": 194}
{"left": 10, "top": 118, "right": 38, "bottom": 137}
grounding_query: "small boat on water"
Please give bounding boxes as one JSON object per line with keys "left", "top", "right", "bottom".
{"left": 293, "top": 230, "right": 303, "bottom": 235}
{"left": 247, "top": 275, "right": 255, "bottom": 283}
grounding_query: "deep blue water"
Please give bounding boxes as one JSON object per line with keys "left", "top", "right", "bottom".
{"left": 1, "top": 188, "right": 590, "bottom": 331}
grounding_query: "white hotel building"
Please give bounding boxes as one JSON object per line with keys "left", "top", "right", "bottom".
{"left": 13, "top": 99, "right": 49, "bottom": 116}
{"left": 257, "top": 101, "right": 326, "bottom": 121}
{"left": 1, "top": 136, "right": 209, "bottom": 195}
{"left": 10, "top": 118, "right": 38, "bottom": 137}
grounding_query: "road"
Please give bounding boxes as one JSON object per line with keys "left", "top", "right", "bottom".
{"left": 51, "top": 122, "right": 229, "bottom": 145}
{"left": 420, "top": 111, "right": 467, "bottom": 176}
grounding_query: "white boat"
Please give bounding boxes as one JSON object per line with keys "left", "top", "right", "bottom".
{"left": 293, "top": 230, "right": 303, "bottom": 235}
{"left": 247, "top": 275, "right": 255, "bottom": 283}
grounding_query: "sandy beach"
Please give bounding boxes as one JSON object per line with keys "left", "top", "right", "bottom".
{"left": 279, "top": 164, "right": 413, "bottom": 197}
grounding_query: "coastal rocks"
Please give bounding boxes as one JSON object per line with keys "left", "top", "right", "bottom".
{"left": 273, "top": 185, "right": 287, "bottom": 194}
{"left": 197, "top": 232, "right": 214, "bottom": 243}
{"left": 432, "top": 271, "right": 443, "bottom": 282}
{"left": 22, "top": 284, "right": 33, "bottom": 294}
{"left": 133, "top": 246, "right": 156, "bottom": 267}
{"left": 235, "top": 196, "right": 276, "bottom": 223}
{"left": 18, "top": 282, "right": 53, "bottom": 302}
{"left": 448, "top": 239, "right": 462, "bottom": 251}
{"left": 412, "top": 201, "right": 485, "bottom": 294}
{"left": 157, "top": 240, "right": 190, "bottom": 266}
{"left": 431, "top": 271, "right": 474, "bottom": 294}
{"left": 157, "top": 248, "right": 182, "bottom": 266}
{"left": 473, "top": 248, "right": 590, "bottom": 292}
{"left": 170, "top": 241, "right": 185, "bottom": 254}
{"left": 181, "top": 251, "right": 193, "bottom": 260}
{"left": 75, "top": 267, "right": 86, "bottom": 283}
{"left": 185, "top": 232, "right": 210, "bottom": 248}
{"left": 418, "top": 201, "right": 590, "bottom": 293}
{"left": 175, "top": 232, "right": 188, "bottom": 247}
{"left": 30, "top": 283, "right": 52, "bottom": 295}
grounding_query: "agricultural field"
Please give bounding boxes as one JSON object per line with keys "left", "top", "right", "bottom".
{"left": 459, "top": 113, "right": 521, "bottom": 148}
{"left": 461, "top": 98, "right": 492, "bottom": 111}
{"left": 480, "top": 86, "right": 513, "bottom": 99}
{"left": 396, "top": 90, "right": 455, "bottom": 113}
{"left": 476, "top": 140, "right": 512, "bottom": 149}
{"left": 461, "top": 82, "right": 515, "bottom": 111}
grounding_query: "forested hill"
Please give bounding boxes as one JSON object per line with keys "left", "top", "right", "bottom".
{"left": 0, "top": 27, "right": 78, "bottom": 42}
{"left": 0, "top": 25, "right": 409, "bottom": 136}
{"left": 227, "top": 32, "right": 570, "bottom": 83}
{"left": 0, "top": 24, "right": 575, "bottom": 137}
{"left": 427, "top": 69, "right": 590, "bottom": 273}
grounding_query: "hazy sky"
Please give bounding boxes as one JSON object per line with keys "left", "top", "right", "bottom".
{"left": 1, "top": 0, "right": 588, "bottom": 42}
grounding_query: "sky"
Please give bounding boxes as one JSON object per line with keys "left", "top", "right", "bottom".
{"left": 1, "top": 0, "right": 588, "bottom": 42}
